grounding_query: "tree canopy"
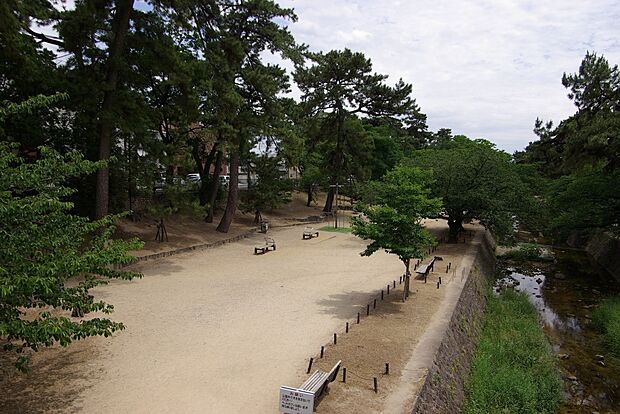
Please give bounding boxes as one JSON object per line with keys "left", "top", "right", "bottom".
{"left": 351, "top": 165, "right": 442, "bottom": 277}
{"left": 407, "top": 136, "right": 530, "bottom": 241}
{"left": 0, "top": 140, "right": 142, "bottom": 370}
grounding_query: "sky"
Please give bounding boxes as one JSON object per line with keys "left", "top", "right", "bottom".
{"left": 275, "top": 0, "right": 620, "bottom": 153}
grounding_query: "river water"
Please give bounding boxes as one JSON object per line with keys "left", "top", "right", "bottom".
{"left": 495, "top": 249, "right": 620, "bottom": 413}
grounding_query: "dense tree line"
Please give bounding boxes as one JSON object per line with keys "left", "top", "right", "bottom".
{"left": 516, "top": 52, "right": 620, "bottom": 242}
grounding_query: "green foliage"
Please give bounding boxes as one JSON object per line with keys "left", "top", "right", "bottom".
{"left": 592, "top": 297, "right": 620, "bottom": 356}
{"left": 499, "top": 244, "right": 552, "bottom": 262}
{"left": 351, "top": 165, "right": 442, "bottom": 271}
{"left": 0, "top": 143, "right": 143, "bottom": 371}
{"left": 241, "top": 155, "right": 293, "bottom": 222}
{"left": 407, "top": 136, "right": 531, "bottom": 241}
{"left": 547, "top": 166, "right": 620, "bottom": 239}
{"left": 519, "top": 53, "right": 620, "bottom": 241}
{"left": 295, "top": 48, "right": 424, "bottom": 210}
{"left": 464, "top": 290, "right": 562, "bottom": 414}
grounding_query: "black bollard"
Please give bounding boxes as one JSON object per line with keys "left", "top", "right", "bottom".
{"left": 437, "top": 281, "right": 440, "bottom": 289}
{"left": 367, "top": 304, "right": 370, "bottom": 316}
{"left": 342, "top": 367, "right": 347, "bottom": 383}
{"left": 334, "top": 333, "right": 337, "bottom": 344}
{"left": 385, "top": 363, "right": 389, "bottom": 375}
{"left": 320, "top": 346, "right": 324, "bottom": 358}
{"left": 373, "top": 299, "right": 377, "bottom": 309}
{"left": 387, "top": 284, "right": 390, "bottom": 294}
{"left": 373, "top": 377, "right": 378, "bottom": 393}
{"left": 346, "top": 322, "right": 349, "bottom": 333}
{"left": 307, "top": 357, "right": 313, "bottom": 374}
{"left": 393, "top": 280, "right": 396, "bottom": 288}
{"left": 439, "top": 276, "right": 442, "bottom": 285}
{"left": 357, "top": 312, "right": 360, "bottom": 324}
{"left": 381, "top": 290, "right": 384, "bottom": 300}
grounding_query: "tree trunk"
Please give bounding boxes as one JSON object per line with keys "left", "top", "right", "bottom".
{"left": 323, "top": 187, "right": 334, "bottom": 212}
{"left": 448, "top": 215, "right": 464, "bottom": 242}
{"left": 216, "top": 150, "right": 239, "bottom": 233}
{"left": 324, "top": 109, "right": 345, "bottom": 213}
{"left": 94, "top": 0, "right": 134, "bottom": 219}
{"left": 306, "top": 184, "right": 314, "bottom": 207}
{"left": 194, "top": 142, "right": 217, "bottom": 206}
{"left": 205, "top": 150, "right": 223, "bottom": 223}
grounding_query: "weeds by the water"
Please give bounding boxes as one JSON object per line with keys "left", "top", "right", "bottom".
{"left": 464, "top": 290, "right": 562, "bottom": 414}
{"left": 319, "top": 225, "right": 353, "bottom": 233}
{"left": 593, "top": 297, "right": 620, "bottom": 356}
{"left": 499, "top": 243, "right": 553, "bottom": 262}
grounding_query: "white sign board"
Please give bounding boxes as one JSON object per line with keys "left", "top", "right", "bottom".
{"left": 279, "top": 386, "right": 314, "bottom": 414}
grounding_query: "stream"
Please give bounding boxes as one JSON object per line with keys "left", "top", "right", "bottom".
{"left": 495, "top": 249, "right": 620, "bottom": 413}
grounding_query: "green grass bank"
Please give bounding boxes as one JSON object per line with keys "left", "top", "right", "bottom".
{"left": 593, "top": 297, "right": 620, "bottom": 356}
{"left": 464, "top": 290, "right": 562, "bottom": 414}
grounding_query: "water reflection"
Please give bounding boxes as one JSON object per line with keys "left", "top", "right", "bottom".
{"left": 496, "top": 269, "right": 581, "bottom": 332}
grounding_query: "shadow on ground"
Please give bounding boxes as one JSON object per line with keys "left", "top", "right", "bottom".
{"left": 316, "top": 288, "right": 408, "bottom": 321}
{"left": 0, "top": 342, "right": 97, "bottom": 414}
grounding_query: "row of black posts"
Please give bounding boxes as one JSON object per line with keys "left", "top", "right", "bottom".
{"left": 305, "top": 231, "right": 463, "bottom": 393}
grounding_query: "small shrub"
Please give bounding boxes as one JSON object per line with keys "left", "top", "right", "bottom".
{"left": 592, "top": 298, "right": 620, "bottom": 356}
{"left": 500, "top": 243, "right": 551, "bottom": 262}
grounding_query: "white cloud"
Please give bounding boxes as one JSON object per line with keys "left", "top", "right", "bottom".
{"left": 279, "top": 0, "right": 620, "bottom": 152}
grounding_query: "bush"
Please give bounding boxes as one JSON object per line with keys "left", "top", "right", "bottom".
{"left": 499, "top": 243, "right": 550, "bottom": 262}
{"left": 464, "top": 290, "right": 562, "bottom": 413}
{"left": 592, "top": 297, "right": 620, "bottom": 356}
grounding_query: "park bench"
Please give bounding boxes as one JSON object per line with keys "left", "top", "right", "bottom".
{"left": 302, "top": 227, "right": 319, "bottom": 240}
{"left": 254, "top": 237, "right": 276, "bottom": 255}
{"left": 415, "top": 256, "right": 442, "bottom": 282}
{"left": 300, "top": 360, "right": 341, "bottom": 404}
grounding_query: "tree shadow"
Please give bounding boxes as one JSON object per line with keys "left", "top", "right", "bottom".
{"left": 0, "top": 341, "right": 97, "bottom": 413}
{"left": 316, "top": 288, "right": 407, "bottom": 321}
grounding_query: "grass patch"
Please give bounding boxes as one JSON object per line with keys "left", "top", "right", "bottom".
{"left": 499, "top": 243, "right": 552, "bottom": 262}
{"left": 592, "top": 297, "right": 620, "bottom": 356}
{"left": 319, "top": 226, "right": 353, "bottom": 233}
{"left": 464, "top": 290, "right": 562, "bottom": 414}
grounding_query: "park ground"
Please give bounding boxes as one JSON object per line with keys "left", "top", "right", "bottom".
{"left": 0, "top": 194, "right": 482, "bottom": 413}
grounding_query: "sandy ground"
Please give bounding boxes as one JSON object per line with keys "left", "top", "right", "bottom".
{"left": 0, "top": 218, "right": 481, "bottom": 413}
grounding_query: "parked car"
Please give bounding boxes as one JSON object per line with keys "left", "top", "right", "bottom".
{"left": 186, "top": 173, "right": 201, "bottom": 183}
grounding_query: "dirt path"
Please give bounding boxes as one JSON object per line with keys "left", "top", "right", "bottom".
{"left": 0, "top": 221, "right": 481, "bottom": 414}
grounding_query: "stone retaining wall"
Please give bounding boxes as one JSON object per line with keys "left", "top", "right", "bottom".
{"left": 411, "top": 231, "right": 496, "bottom": 413}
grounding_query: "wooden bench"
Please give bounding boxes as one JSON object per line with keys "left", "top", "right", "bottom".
{"left": 299, "top": 360, "right": 341, "bottom": 404}
{"left": 302, "top": 227, "right": 319, "bottom": 240}
{"left": 415, "top": 256, "right": 442, "bottom": 282}
{"left": 254, "top": 237, "right": 276, "bottom": 255}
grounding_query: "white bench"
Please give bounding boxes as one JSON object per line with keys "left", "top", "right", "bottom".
{"left": 302, "top": 227, "right": 319, "bottom": 240}
{"left": 254, "top": 237, "right": 276, "bottom": 254}
{"left": 300, "top": 360, "right": 341, "bottom": 403}
{"left": 415, "top": 256, "right": 440, "bottom": 282}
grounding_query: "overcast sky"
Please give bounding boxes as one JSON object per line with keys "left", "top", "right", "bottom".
{"left": 277, "top": 0, "right": 620, "bottom": 153}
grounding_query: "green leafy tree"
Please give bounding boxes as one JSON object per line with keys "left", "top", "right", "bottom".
{"left": 0, "top": 143, "right": 142, "bottom": 371}
{"left": 351, "top": 165, "right": 442, "bottom": 283}
{"left": 295, "top": 48, "right": 423, "bottom": 212}
{"left": 408, "top": 136, "right": 529, "bottom": 241}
